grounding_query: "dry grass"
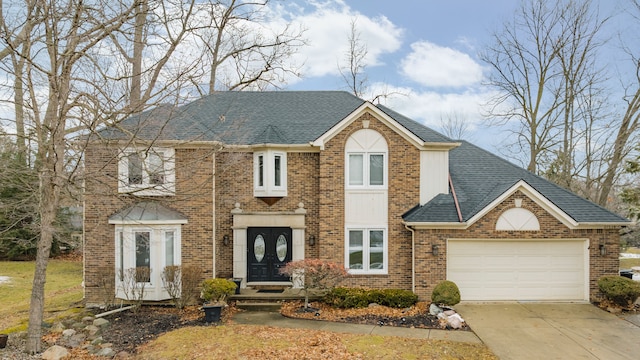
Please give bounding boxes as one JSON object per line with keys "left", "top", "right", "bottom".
{"left": 0, "top": 259, "right": 84, "bottom": 332}
{"left": 621, "top": 247, "right": 640, "bottom": 270}
{"left": 135, "top": 324, "right": 498, "bottom": 360}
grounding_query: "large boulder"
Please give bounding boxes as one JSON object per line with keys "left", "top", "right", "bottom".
{"left": 41, "top": 345, "right": 69, "bottom": 360}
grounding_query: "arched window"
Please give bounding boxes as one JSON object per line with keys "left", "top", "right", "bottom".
{"left": 496, "top": 208, "right": 540, "bottom": 231}
{"left": 345, "top": 129, "right": 388, "bottom": 189}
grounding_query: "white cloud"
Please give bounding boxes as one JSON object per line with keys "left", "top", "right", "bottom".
{"left": 285, "top": 2, "right": 404, "bottom": 79}
{"left": 399, "top": 41, "right": 483, "bottom": 88}
{"left": 367, "top": 84, "right": 486, "bottom": 126}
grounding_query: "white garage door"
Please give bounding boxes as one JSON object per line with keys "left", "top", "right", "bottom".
{"left": 447, "top": 239, "right": 588, "bottom": 301}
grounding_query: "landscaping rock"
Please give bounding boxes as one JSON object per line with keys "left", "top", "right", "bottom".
{"left": 446, "top": 313, "right": 465, "bottom": 329}
{"left": 67, "top": 333, "right": 86, "bottom": 348}
{"left": 91, "top": 336, "right": 104, "bottom": 345}
{"left": 50, "top": 322, "right": 66, "bottom": 333}
{"left": 443, "top": 310, "right": 456, "bottom": 316}
{"left": 85, "top": 324, "right": 101, "bottom": 337}
{"left": 93, "top": 317, "right": 110, "bottom": 328}
{"left": 62, "top": 329, "right": 76, "bottom": 337}
{"left": 41, "top": 345, "right": 69, "bottom": 360}
{"left": 95, "top": 347, "right": 116, "bottom": 357}
{"left": 114, "top": 350, "right": 133, "bottom": 359}
{"left": 429, "top": 303, "right": 443, "bottom": 315}
{"left": 82, "top": 316, "right": 95, "bottom": 324}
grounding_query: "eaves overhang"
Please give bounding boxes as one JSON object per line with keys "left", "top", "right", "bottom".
{"left": 311, "top": 102, "right": 460, "bottom": 151}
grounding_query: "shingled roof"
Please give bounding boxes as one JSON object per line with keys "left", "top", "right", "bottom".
{"left": 403, "top": 141, "right": 629, "bottom": 224}
{"left": 99, "top": 91, "right": 454, "bottom": 145}
{"left": 98, "top": 91, "right": 627, "bottom": 225}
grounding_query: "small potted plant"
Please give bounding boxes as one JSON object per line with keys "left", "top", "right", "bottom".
{"left": 200, "top": 278, "right": 237, "bottom": 323}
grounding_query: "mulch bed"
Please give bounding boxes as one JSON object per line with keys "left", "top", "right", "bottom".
{"left": 56, "top": 300, "right": 466, "bottom": 357}
{"left": 280, "top": 300, "right": 471, "bottom": 331}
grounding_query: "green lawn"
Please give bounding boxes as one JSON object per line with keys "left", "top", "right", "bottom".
{"left": 0, "top": 259, "right": 84, "bottom": 333}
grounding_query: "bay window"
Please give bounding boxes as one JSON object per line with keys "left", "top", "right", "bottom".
{"left": 254, "top": 150, "right": 287, "bottom": 197}
{"left": 114, "top": 225, "right": 182, "bottom": 301}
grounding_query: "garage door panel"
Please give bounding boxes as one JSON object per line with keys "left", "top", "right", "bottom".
{"left": 447, "top": 240, "right": 587, "bottom": 301}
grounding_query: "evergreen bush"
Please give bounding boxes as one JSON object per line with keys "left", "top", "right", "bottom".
{"left": 431, "top": 280, "right": 461, "bottom": 306}
{"left": 598, "top": 275, "right": 640, "bottom": 309}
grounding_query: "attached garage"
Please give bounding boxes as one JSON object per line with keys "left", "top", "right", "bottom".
{"left": 447, "top": 239, "right": 588, "bottom": 301}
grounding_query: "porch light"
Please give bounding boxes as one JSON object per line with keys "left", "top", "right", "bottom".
{"left": 308, "top": 234, "right": 316, "bottom": 246}
{"left": 599, "top": 243, "right": 606, "bottom": 256}
{"left": 432, "top": 244, "right": 439, "bottom": 256}
{"left": 223, "top": 235, "right": 230, "bottom": 246}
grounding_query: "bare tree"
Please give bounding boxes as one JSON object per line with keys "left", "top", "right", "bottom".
{"left": 481, "top": 0, "right": 568, "bottom": 173}
{"left": 339, "top": 17, "right": 368, "bottom": 98}
{"left": 481, "top": 0, "right": 640, "bottom": 207}
{"left": 0, "top": 0, "right": 139, "bottom": 352}
{"left": 439, "top": 111, "right": 471, "bottom": 140}
{"left": 197, "top": 0, "right": 305, "bottom": 93}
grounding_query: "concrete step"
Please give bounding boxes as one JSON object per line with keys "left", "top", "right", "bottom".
{"left": 236, "top": 301, "right": 283, "bottom": 312}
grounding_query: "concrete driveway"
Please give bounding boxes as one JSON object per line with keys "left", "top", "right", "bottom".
{"left": 456, "top": 303, "right": 640, "bottom": 360}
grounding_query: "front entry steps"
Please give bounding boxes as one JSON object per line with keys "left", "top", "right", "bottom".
{"left": 230, "top": 286, "right": 320, "bottom": 312}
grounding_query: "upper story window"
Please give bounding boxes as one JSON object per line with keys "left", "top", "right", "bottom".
{"left": 254, "top": 150, "right": 287, "bottom": 197}
{"left": 346, "top": 129, "right": 388, "bottom": 189}
{"left": 118, "top": 147, "right": 175, "bottom": 196}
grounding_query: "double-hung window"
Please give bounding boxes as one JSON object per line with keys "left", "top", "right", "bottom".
{"left": 348, "top": 153, "right": 386, "bottom": 187}
{"left": 347, "top": 228, "right": 387, "bottom": 273}
{"left": 344, "top": 128, "right": 389, "bottom": 275}
{"left": 118, "top": 147, "right": 175, "bottom": 196}
{"left": 254, "top": 150, "right": 287, "bottom": 197}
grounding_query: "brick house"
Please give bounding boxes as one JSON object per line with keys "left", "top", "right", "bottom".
{"left": 83, "top": 91, "right": 630, "bottom": 305}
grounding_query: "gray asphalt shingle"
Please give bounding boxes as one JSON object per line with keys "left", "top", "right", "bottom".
{"left": 98, "top": 91, "right": 626, "bottom": 225}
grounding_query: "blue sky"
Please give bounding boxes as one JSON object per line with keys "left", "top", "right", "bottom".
{"left": 280, "top": 0, "right": 523, "bottom": 150}
{"left": 266, "top": 0, "right": 631, "bottom": 153}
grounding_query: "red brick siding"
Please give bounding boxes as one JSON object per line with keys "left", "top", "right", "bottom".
{"left": 413, "top": 192, "right": 620, "bottom": 302}
{"left": 318, "top": 112, "right": 419, "bottom": 290}
{"left": 214, "top": 151, "right": 320, "bottom": 277}
{"left": 83, "top": 145, "right": 214, "bottom": 304}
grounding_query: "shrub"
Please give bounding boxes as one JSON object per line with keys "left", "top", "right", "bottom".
{"left": 161, "top": 265, "right": 202, "bottom": 309}
{"left": 431, "top": 280, "right": 461, "bottom": 306}
{"left": 280, "top": 259, "right": 348, "bottom": 308}
{"left": 200, "top": 278, "right": 237, "bottom": 305}
{"left": 323, "top": 287, "right": 418, "bottom": 309}
{"left": 598, "top": 275, "right": 640, "bottom": 309}
{"left": 369, "top": 289, "right": 419, "bottom": 308}
{"left": 324, "top": 287, "right": 370, "bottom": 308}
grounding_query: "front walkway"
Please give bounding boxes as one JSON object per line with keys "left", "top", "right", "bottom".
{"left": 232, "top": 311, "right": 481, "bottom": 344}
{"left": 456, "top": 303, "right": 640, "bottom": 360}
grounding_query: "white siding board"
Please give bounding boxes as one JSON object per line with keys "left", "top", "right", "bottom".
{"left": 345, "top": 191, "right": 388, "bottom": 226}
{"left": 420, "top": 150, "right": 449, "bottom": 205}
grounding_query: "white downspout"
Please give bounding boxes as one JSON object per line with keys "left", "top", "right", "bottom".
{"left": 404, "top": 224, "right": 416, "bottom": 293}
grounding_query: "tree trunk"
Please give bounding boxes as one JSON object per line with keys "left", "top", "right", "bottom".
{"left": 25, "top": 189, "right": 56, "bottom": 353}
{"left": 129, "top": 0, "right": 148, "bottom": 113}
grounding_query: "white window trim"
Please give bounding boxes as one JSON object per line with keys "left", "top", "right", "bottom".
{"left": 344, "top": 226, "right": 388, "bottom": 275}
{"left": 253, "top": 150, "right": 287, "bottom": 197}
{"left": 114, "top": 225, "right": 182, "bottom": 301}
{"left": 346, "top": 152, "right": 387, "bottom": 190}
{"left": 118, "top": 147, "right": 176, "bottom": 196}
